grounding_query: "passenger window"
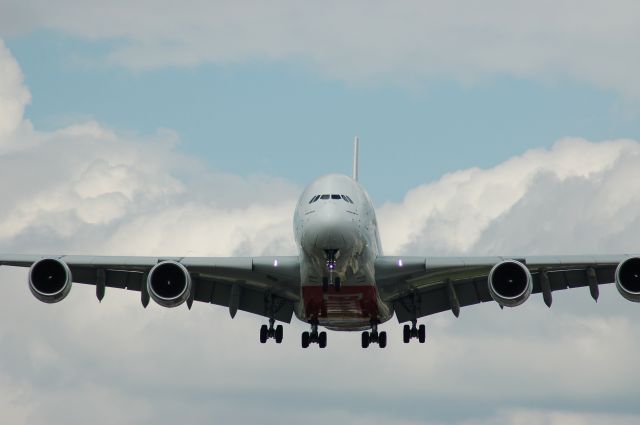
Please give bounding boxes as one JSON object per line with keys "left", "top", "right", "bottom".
{"left": 331, "top": 194, "right": 341, "bottom": 200}
{"left": 321, "top": 194, "right": 330, "bottom": 200}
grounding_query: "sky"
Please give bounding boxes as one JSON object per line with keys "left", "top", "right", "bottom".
{"left": 1, "top": 1, "right": 640, "bottom": 424}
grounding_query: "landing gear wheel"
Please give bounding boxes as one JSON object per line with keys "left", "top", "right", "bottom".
{"left": 260, "top": 319, "right": 283, "bottom": 344}
{"left": 301, "top": 331, "right": 310, "bottom": 348}
{"left": 403, "top": 324, "right": 411, "bottom": 343}
{"left": 361, "top": 331, "right": 370, "bottom": 348}
{"left": 260, "top": 324, "right": 268, "bottom": 343}
{"left": 378, "top": 331, "right": 387, "bottom": 348}
{"left": 318, "top": 331, "right": 327, "bottom": 348}
{"left": 402, "top": 321, "right": 426, "bottom": 344}
{"left": 275, "top": 325, "right": 283, "bottom": 344}
{"left": 334, "top": 277, "right": 341, "bottom": 291}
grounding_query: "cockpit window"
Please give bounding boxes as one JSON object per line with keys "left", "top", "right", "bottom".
{"left": 310, "top": 194, "right": 354, "bottom": 203}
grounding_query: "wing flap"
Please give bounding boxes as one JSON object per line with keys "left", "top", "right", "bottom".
{"left": 70, "top": 266, "right": 145, "bottom": 291}
{"left": 192, "top": 276, "right": 294, "bottom": 322}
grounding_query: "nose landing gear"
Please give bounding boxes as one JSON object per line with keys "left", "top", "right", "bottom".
{"left": 402, "top": 320, "right": 426, "bottom": 343}
{"left": 361, "top": 321, "right": 387, "bottom": 348}
{"left": 259, "top": 318, "right": 283, "bottom": 344}
{"left": 323, "top": 249, "right": 341, "bottom": 292}
{"left": 325, "top": 249, "right": 338, "bottom": 271}
{"left": 301, "top": 321, "right": 327, "bottom": 348}
{"left": 322, "top": 276, "right": 341, "bottom": 292}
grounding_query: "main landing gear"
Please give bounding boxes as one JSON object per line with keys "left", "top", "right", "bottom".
{"left": 403, "top": 320, "right": 426, "bottom": 343}
{"left": 322, "top": 249, "right": 341, "bottom": 293}
{"left": 361, "top": 321, "right": 387, "bottom": 348}
{"left": 260, "top": 318, "right": 283, "bottom": 344}
{"left": 301, "top": 321, "right": 327, "bottom": 348}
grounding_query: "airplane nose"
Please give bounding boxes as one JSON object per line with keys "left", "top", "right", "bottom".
{"left": 315, "top": 227, "right": 346, "bottom": 250}
{"left": 303, "top": 210, "right": 354, "bottom": 251}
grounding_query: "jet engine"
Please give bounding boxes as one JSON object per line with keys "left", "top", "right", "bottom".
{"left": 615, "top": 257, "right": 640, "bottom": 302}
{"left": 488, "top": 260, "right": 532, "bottom": 307}
{"left": 147, "top": 261, "right": 192, "bottom": 308}
{"left": 29, "top": 258, "right": 72, "bottom": 303}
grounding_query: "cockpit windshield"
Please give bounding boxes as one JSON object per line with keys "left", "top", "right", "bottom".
{"left": 308, "top": 194, "right": 354, "bottom": 204}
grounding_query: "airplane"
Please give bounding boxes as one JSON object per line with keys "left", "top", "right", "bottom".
{"left": 2, "top": 138, "right": 640, "bottom": 349}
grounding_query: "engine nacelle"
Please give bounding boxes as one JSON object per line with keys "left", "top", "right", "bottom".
{"left": 615, "top": 257, "right": 640, "bottom": 302}
{"left": 29, "top": 258, "right": 72, "bottom": 303}
{"left": 488, "top": 260, "right": 532, "bottom": 307}
{"left": 147, "top": 261, "right": 192, "bottom": 308}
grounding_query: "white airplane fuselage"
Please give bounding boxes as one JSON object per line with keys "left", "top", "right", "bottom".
{"left": 293, "top": 173, "right": 392, "bottom": 331}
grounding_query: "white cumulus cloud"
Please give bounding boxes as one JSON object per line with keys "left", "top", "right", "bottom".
{"left": 0, "top": 41, "right": 299, "bottom": 256}
{"left": 0, "top": 39, "right": 30, "bottom": 138}
{"left": 378, "top": 137, "right": 640, "bottom": 255}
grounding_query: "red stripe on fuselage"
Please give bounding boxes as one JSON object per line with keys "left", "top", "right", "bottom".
{"left": 301, "top": 285, "right": 379, "bottom": 322}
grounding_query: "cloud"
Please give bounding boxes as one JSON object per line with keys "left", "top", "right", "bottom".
{"left": 458, "top": 409, "right": 640, "bottom": 425}
{"left": 0, "top": 40, "right": 30, "bottom": 138}
{"left": 1, "top": 40, "right": 640, "bottom": 424}
{"left": 2, "top": 1, "right": 640, "bottom": 96}
{"left": 0, "top": 39, "right": 299, "bottom": 256}
{"left": 378, "top": 137, "right": 640, "bottom": 255}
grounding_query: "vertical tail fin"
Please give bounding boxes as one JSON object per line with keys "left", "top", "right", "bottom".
{"left": 353, "top": 136, "right": 359, "bottom": 181}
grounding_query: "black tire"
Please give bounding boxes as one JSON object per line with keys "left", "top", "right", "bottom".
{"left": 418, "top": 324, "right": 426, "bottom": 343}
{"left": 275, "top": 325, "right": 283, "bottom": 344}
{"left": 379, "top": 331, "right": 387, "bottom": 348}
{"left": 260, "top": 325, "right": 268, "bottom": 343}
{"left": 318, "top": 331, "right": 327, "bottom": 348}
{"left": 403, "top": 324, "right": 411, "bottom": 343}
{"left": 301, "top": 331, "right": 310, "bottom": 348}
{"left": 361, "top": 331, "right": 370, "bottom": 348}
{"left": 322, "top": 278, "right": 329, "bottom": 293}
{"left": 334, "top": 277, "right": 341, "bottom": 291}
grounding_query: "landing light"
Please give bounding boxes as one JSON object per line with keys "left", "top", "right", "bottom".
{"left": 398, "top": 259, "right": 403, "bottom": 267}
{"left": 273, "top": 259, "right": 279, "bottom": 267}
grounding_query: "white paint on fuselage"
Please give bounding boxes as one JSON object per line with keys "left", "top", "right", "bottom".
{"left": 293, "top": 174, "right": 392, "bottom": 330}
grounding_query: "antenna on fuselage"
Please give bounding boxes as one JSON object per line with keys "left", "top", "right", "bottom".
{"left": 353, "top": 136, "right": 359, "bottom": 181}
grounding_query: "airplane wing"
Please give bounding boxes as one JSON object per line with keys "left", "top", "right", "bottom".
{"left": 0, "top": 254, "right": 300, "bottom": 323}
{"left": 375, "top": 254, "right": 639, "bottom": 322}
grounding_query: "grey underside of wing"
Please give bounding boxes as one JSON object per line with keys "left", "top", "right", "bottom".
{"left": 0, "top": 254, "right": 301, "bottom": 323}
{"left": 375, "top": 255, "right": 635, "bottom": 323}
